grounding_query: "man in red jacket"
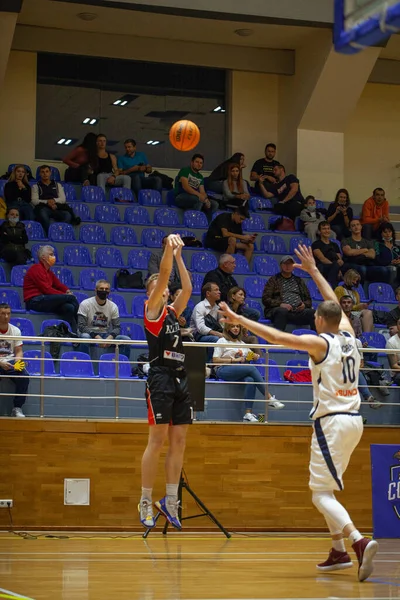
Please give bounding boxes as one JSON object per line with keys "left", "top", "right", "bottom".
{"left": 23, "top": 245, "right": 79, "bottom": 332}
{"left": 360, "top": 187, "right": 390, "bottom": 239}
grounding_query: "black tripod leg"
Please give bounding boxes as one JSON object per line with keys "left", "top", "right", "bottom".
{"left": 183, "top": 483, "right": 231, "bottom": 539}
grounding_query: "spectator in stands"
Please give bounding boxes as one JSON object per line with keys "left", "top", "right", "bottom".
{"left": 374, "top": 222, "right": 400, "bottom": 285}
{"left": 94, "top": 134, "right": 131, "bottom": 193}
{"left": 356, "top": 338, "right": 379, "bottom": 409}
{"left": 326, "top": 189, "right": 353, "bottom": 240}
{"left": 23, "top": 245, "right": 79, "bottom": 333}
{"left": 259, "top": 164, "right": 304, "bottom": 223}
{"left": 227, "top": 286, "right": 260, "bottom": 347}
{"left": 311, "top": 221, "right": 343, "bottom": 288}
{"left": 361, "top": 187, "right": 390, "bottom": 239}
{"left": 169, "top": 284, "right": 194, "bottom": 341}
{"left": 341, "top": 218, "right": 388, "bottom": 283}
{"left": 117, "top": 138, "right": 162, "bottom": 200}
{"left": 250, "top": 143, "right": 280, "bottom": 194}
{"left": 204, "top": 207, "right": 255, "bottom": 263}
{"left": 222, "top": 163, "right": 250, "bottom": 209}
{"left": 202, "top": 255, "right": 259, "bottom": 320}
{"left": 3, "top": 165, "right": 35, "bottom": 221}
{"left": 0, "top": 302, "right": 29, "bottom": 417}
{"left": 339, "top": 295, "right": 362, "bottom": 338}
{"left": 77, "top": 279, "right": 131, "bottom": 361}
{"left": 207, "top": 152, "right": 245, "bottom": 194}
{"left": 190, "top": 282, "right": 223, "bottom": 345}
{"left": 31, "top": 165, "right": 73, "bottom": 234}
{"left": 334, "top": 268, "right": 373, "bottom": 332}
{"left": 148, "top": 236, "right": 181, "bottom": 286}
{"left": 386, "top": 317, "right": 400, "bottom": 385}
{"left": 0, "top": 208, "right": 31, "bottom": 265}
{"left": 174, "top": 153, "right": 218, "bottom": 221}
{"left": 300, "top": 195, "right": 330, "bottom": 242}
{"left": 387, "top": 287, "right": 400, "bottom": 328}
{"left": 213, "top": 322, "right": 284, "bottom": 422}
{"left": 63, "top": 133, "right": 98, "bottom": 186}
{"left": 262, "top": 256, "right": 314, "bottom": 331}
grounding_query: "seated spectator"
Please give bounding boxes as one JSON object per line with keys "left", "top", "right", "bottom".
{"left": 341, "top": 218, "right": 388, "bottom": 283}
{"left": 386, "top": 318, "right": 400, "bottom": 386}
{"left": 77, "top": 279, "right": 131, "bottom": 361}
{"left": 169, "top": 284, "right": 194, "bottom": 341}
{"left": 148, "top": 236, "right": 181, "bottom": 286}
{"left": 334, "top": 269, "right": 373, "bottom": 332}
{"left": 0, "top": 208, "right": 31, "bottom": 265}
{"left": 361, "top": 187, "right": 389, "bottom": 239}
{"left": 207, "top": 152, "right": 245, "bottom": 195}
{"left": 262, "top": 255, "right": 314, "bottom": 331}
{"left": 174, "top": 153, "right": 218, "bottom": 221}
{"left": 204, "top": 207, "right": 255, "bottom": 263}
{"left": 0, "top": 302, "right": 29, "bottom": 417}
{"left": 3, "top": 164, "right": 35, "bottom": 221}
{"left": 94, "top": 134, "right": 131, "bottom": 193}
{"left": 339, "top": 295, "right": 362, "bottom": 337}
{"left": 23, "top": 245, "right": 79, "bottom": 333}
{"left": 300, "top": 195, "right": 330, "bottom": 242}
{"left": 190, "top": 283, "right": 223, "bottom": 345}
{"left": 387, "top": 287, "right": 400, "bottom": 328}
{"left": 227, "top": 286, "right": 260, "bottom": 347}
{"left": 213, "top": 322, "right": 284, "bottom": 422}
{"left": 356, "top": 339, "right": 380, "bottom": 409}
{"left": 311, "top": 221, "right": 343, "bottom": 288}
{"left": 250, "top": 143, "right": 280, "bottom": 194}
{"left": 222, "top": 163, "right": 250, "bottom": 209}
{"left": 326, "top": 189, "right": 353, "bottom": 240}
{"left": 374, "top": 222, "right": 400, "bottom": 285}
{"left": 31, "top": 165, "right": 73, "bottom": 235}
{"left": 63, "top": 133, "right": 97, "bottom": 186}
{"left": 117, "top": 138, "right": 162, "bottom": 200}
{"left": 259, "top": 164, "right": 304, "bottom": 223}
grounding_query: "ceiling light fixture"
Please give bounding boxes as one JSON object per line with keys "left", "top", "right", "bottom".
{"left": 146, "top": 140, "right": 154, "bottom": 145}
{"left": 56, "top": 138, "right": 75, "bottom": 146}
{"left": 82, "top": 118, "right": 90, "bottom": 124}
{"left": 234, "top": 28, "right": 254, "bottom": 37}
{"left": 113, "top": 100, "right": 122, "bottom": 105}
{"left": 152, "top": 141, "right": 160, "bottom": 145}
{"left": 77, "top": 12, "right": 98, "bottom": 21}
{"left": 57, "top": 138, "right": 66, "bottom": 145}
{"left": 65, "top": 139, "right": 72, "bottom": 145}
{"left": 213, "top": 106, "right": 222, "bottom": 112}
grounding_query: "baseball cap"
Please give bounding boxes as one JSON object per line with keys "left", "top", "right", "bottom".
{"left": 279, "top": 255, "right": 295, "bottom": 265}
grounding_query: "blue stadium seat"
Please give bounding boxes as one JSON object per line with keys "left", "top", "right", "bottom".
{"left": 24, "top": 350, "right": 57, "bottom": 376}
{"left": 292, "top": 329, "right": 318, "bottom": 336}
{"left": 30, "top": 243, "right": 61, "bottom": 264}
{"left": 249, "top": 197, "right": 273, "bottom": 212}
{"left": 232, "top": 254, "right": 251, "bottom": 274}
{"left": 120, "top": 322, "right": 146, "bottom": 340}
{"left": 0, "top": 289, "right": 24, "bottom": 312}
{"left": 211, "top": 210, "right": 225, "bottom": 221}
{"left": 330, "top": 238, "right": 342, "bottom": 252}
{"left": 138, "top": 190, "right": 162, "bottom": 206}
{"left": 109, "top": 187, "right": 134, "bottom": 204}
{"left": 60, "top": 351, "right": 96, "bottom": 378}
{"left": 10, "top": 265, "right": 30, "bottom": 287}
{"left": 49, "top": 223, "right": 76, "bottom": 243}
{"left": 35, "top": 166, "right": 61, "bottom": 182}
{"left": 289, "top": 236, "right": 312, "bottom": 254}
{"left": 62, "top": 183, "right": 77, "bottom": 202}
{"left": 154, "top": 207, "right": 180, "bottom": 227}
{"left": 70, "top": 202, "right": 92, "bottom": 222}
{"left": 51, "top": 267, "right": 77, "bottom": 289}
{"left": 132, "top": 295, "right": 146, "bottom": 318}
{"left": 368, "top": 283, "right": 396, "bottom": 304}
{"left": 23, "top": 221, "right": 46, "bottom": 240}
{"left": 315, "top": 200, "right": 324, "bottom": 209}
{"left": 141, "top": 228, "right": 165, "bottom": 248}
{"left": 80, "top": 224, "right": 108, "bottom": 245}
{"left": 108, "top": 293, "right": 129, "bottom": 316}
{"left": 99, "top": 354, "right": 132, "bottom": 379}
{"left": 40, "top": 319, "right": 72, "bottom": 334}
{"left": 191, "top": 252, "right": 218, "bottom": 273}
{"left": 0, "top": 180, "right": 6, "bottom": 198}
{"left": 260, "top": 235, "right": 287, "bottom": 254}
{"left": 8, "top": 163, "right": 31, "bottom": 173}
{"left": 266, "top": 359, "right": 284, "bottom": 384}
{"left": 173, "top": 229, "right": 196, "bottom": 238}
{"left": 111, "top": 226, "right": 138, "bottom": 246}
{"left": 63, "top": 245, "right": 92, "bottom": 266}
{"left": 0, "top": 265, "right": 9, "bottom": 286}
{"left": 96, "top": 247, "right": 124, "bottom": 268}
{"left": 79, "top": 269, "right": 107, "bottom": 290}
{"left": 81, "top": 185, "right": 106, "bottom": 203}
{"left": 243, "top": 276, "right": 265, "bottom": 298}
{"left": 124, "top": 205, "right": 151, "bottom": 225}
{"left": 74, "top": 292, "right": 89, "bottom": 304}
{"left": 166, "top": 190, "right": 177, "bottom": 207}
{"left": 285, "top": 359, "right": 310, "bottom": 382}
{"left": 192, "top": 273, "right": 204, "bottom": 294}
{"left": 306, "top": 280, "right": 323, "bottom": 301}
{"left": 242, "top": 214, "right": 266, "bottom": 232}
{"left": 10, "top": 317, "right": 36, "bottom": 343}
{"left": 245, "top": 299, "right": 263, "bottom": 315}
{"left": 183, "top": 210, "right": 208, "bottom": 229}
{"left": 360, "top": 332, "right": 387, "bottom": 349}
{"left": 254, "top": 255, "right": 279, "bottom": 276}
{"left": 94, "top": 204, "right": 121, "bottom": 223}
{"left": 128, "top": 249, "right": 151, "bottom": 270}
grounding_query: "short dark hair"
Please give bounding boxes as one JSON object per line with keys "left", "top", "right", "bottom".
{"left": 97, "top": 133, "right": 107, "bottom": 140}
{"left": 305, "top": 195, "right": 315, "bottom": 202}
{"left": 191, "top": 153, "right": 204, "bottom": 162}
{"left": 265, "top": 143, "right": 276, "bottom": 151}
{"left": 350, "top": 218, "right": 361, "bottom": 226}
{"left": 275, "top": 163, "right": 285, "bottom": 171}
{"left": 202, "top": 282, "right": 218, "bottom": 296}
{"left": 6, "top": 207, "right": 19, "bottom": 217}
{"left": 0, "top": 303, "right": 11, "bottom": 311}
{"left": 124, "top": 138, "right": 136, "bottom": 146}
{"left": 377, "top": 221, "right": 396, "bottom": 243}
{"left": 316, "top": 300, "right": 342, "bottom": 327}
{"left": 39, "top": 165, "right": 51, "bottom": 171}
{"left": 339, "top": 295, "right": 354, "bottom": 304}
{"left": 373, "top": 187, "right": 385, "bottom": 196}
{"left": 169, "top": 283, "right": 182, "bottom": 297}
{"left": 317, "top": 220, "right": 330, "bottom": 231}
{"left": 234, "top": 206, "right": 249, "bottom": 218}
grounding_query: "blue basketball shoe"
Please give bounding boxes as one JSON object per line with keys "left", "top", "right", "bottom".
{"left": 138, "top": 499, "right": 155, "bottom": 529}
{"left": 155, "top": 496, "right": 182, "bottom": 530}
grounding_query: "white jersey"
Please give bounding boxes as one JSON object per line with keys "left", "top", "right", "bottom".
{"left": 309, "top": 331, "right": 361, "bottom": 420}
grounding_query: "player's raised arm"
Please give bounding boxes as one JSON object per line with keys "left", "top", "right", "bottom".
{"left": 171, "top": 241, "right": 192, "bottom": 318}
{"left": 146, "top": 234, "right": 182, "bottom": 318}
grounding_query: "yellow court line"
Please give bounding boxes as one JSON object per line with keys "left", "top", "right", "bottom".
{"left": 0, "top": 535, "right": 340, "bottom": 541}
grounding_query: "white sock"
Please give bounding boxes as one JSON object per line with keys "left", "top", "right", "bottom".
{"left": 166, "top": 483, "right": 179, "bottom": 500}
{"left": 349, "top": 530, "right": 363, "bottom": 544}
{"left": 141, "top": 487, "right": 152, "bottom": 502}
{"left": 332, "top": 538, "right": 346, "bottom": 553}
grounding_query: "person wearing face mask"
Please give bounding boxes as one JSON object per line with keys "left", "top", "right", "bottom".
{"left": 326, "top": 189, "right": 353, "bottom": 240}
{"left": 212, "top": 322, "right": 284, "bottom": 422}
{"left": 77, "top": 280, "right": 131, "bottom": 363}
{"left": 23, "top": 245, "right": 79, "bottom": 332}
{"left": 374, "top": 223, "right": 400, "bottom": 286}
{"left": 300, "top": 195, "right": 330, "bottom": 242}
{"left": 0, "top": 207, "right": 31, "bottom": 265}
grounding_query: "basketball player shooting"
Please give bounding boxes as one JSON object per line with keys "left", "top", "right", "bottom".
{"left": 219, "top": 244, "right": 378, "bottom": 582}
{"left": 140, "top": 234, "right": 193, "bottom": 530}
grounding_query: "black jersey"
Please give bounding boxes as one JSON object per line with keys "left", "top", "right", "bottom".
{"left": 144, "top": 302, "right": 185, "bottom": 370}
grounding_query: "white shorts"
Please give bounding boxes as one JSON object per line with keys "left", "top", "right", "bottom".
{"left": 309, "top": 413, "right": 363, "bottom": 492}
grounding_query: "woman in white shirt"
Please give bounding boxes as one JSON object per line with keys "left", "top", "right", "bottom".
{"left": 212, "top": 322, "right": 284, "bottom": 422}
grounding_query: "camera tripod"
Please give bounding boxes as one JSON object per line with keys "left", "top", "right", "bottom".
{"left": 142, "top": 471, "right": 231, "bottom": 539}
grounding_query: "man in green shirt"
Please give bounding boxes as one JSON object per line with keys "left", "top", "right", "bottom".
{"left": 174, "top": 153, "right": 218, "bottom": 222}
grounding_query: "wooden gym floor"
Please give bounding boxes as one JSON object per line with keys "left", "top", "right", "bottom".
{"left": 0, "top": 533, "right": 398, "bottom": 600}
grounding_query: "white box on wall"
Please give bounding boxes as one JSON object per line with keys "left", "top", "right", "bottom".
{"left": 64, "top": 479, "right": 90, "bottom": 505}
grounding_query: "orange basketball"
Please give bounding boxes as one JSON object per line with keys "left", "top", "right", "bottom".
{"left": 169, "top": 120, "right": 200, "bottom": 152}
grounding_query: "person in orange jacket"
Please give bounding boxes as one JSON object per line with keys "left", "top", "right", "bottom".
{"left": 361, "top": 187, "right": 390, "bottom": 239}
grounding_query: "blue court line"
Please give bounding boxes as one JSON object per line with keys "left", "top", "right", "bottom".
{"left": 368, "top": 577, "right": 400, "bottom": 588}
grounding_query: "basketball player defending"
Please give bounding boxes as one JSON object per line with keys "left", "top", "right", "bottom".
{"left": 139, "top": 234, "right": 193, "bottom": 530}
{"left": 219, "top": 244, "right": 378, "bottom": 582}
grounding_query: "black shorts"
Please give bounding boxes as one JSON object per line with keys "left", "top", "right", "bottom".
{"left": 145, "top": 366, "right": 193, "bottom": 426}
{"left": 205, "top": 237, "right": 229, "bottom": 252}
